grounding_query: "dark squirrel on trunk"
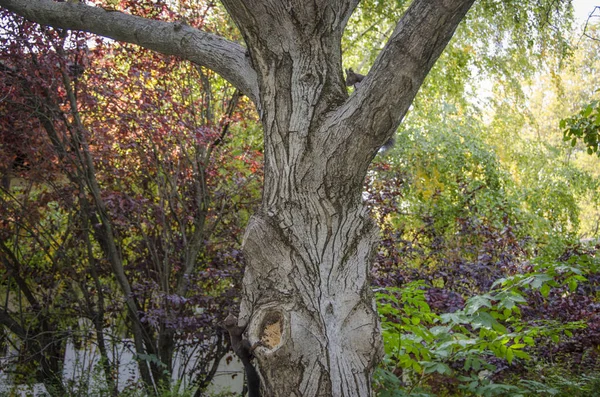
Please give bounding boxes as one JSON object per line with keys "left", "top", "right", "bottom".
{"left": 345, "top": 68, "right": 395, "bottom": 152}
{"left": 222, "top": 314, "right": 262, "bottom": 397}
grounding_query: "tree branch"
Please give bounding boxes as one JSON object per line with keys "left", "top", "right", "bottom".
{"left": 0, "top": 310, "right": 28, "bottom": 341}
{"left": 221, "top": 0, "right": 360, "bottom": 34}
{"left": 327, "top": 0, "right": 475, "bottom": 158}
{"left": 0, "top": 0, "right": 259, "bottom": 103}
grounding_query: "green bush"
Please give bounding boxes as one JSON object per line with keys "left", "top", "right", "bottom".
{"left": 374, "top": 258, "right": 591, "bottom": 397}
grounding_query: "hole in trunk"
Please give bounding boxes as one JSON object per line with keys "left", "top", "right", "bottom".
{"left": 259, "top": 311, "right": 283, "bottom": 349}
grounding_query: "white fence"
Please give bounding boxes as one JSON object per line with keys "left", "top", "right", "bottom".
{"left": 0, "top": 333, "right": 244, "bottom": 396}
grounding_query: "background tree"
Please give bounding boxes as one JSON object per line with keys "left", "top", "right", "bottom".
{"left": 360, "top": 4, "right": 600, "bottom": 394}
{"left": 0, "top": 6, "right": 262, "bottom": 395}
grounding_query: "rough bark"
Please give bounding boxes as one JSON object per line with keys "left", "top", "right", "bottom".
{"left": 0, "top": 0, "right": 476, "bottom": 395}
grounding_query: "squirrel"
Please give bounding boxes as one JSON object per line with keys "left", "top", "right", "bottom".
{"left": 345, "top": 68, "right": 365, "bottom": 89}
{"left": 345, "top": 68, "right": 395, "bottom": 153}
{"left": 222, "top": 314, "right": 262, "bottom": 397}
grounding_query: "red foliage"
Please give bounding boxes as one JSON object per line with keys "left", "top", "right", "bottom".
{"left": 0, "top": 8, "right": 262, "bottom": 389}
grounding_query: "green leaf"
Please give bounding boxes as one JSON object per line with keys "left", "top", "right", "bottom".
{"left": 412, "top": 361, "right": 422, "bottom": 372}
{"left": 568, "top": 279, "right": 578, "bottom": 291}
{"left": 466, "top": 295, "right": 493, "bottom": 313}
{"left": 506, "top": 347, "right": 514, "bottom": 364}
{"left": 531, "top": 274, "right": 553, "bottom": 289}
{"left": 540, "top": 283, "right": 551, "bottom": 297}
{"left": 512, "top": 350, "right": 531, "bottom": 360}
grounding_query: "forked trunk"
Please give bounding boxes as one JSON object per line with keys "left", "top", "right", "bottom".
{"left": 217, "top": 1, "right": 475, "bottom": 395}
{"left": 217, "top": 4, "right": 385, "bottom": 395}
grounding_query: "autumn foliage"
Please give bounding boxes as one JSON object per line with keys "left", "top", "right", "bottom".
{"left": 0, "top": 7, "right": 262, "bottom": 395}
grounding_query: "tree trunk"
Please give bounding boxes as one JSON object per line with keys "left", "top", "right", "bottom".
{"left": 242, "top": 205, "right": 382, "bottom": 396}
{"left": 219, "top": 1, "right": 474, "bottom": 395}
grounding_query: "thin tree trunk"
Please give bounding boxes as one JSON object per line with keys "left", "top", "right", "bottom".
{"left": 37, "top": 319, "right": 67, "bottom": 397}
{"left": 0, "top": 246, "right": 67, "bottom": 397}
{"left": 80, "top": 196, "right": 119, "bottom": 397}
{"left": 58, "top": 64, "right": 158, "bottom": 393}
{"left": 89, "top": 274, "right": 119, "bottom": 397}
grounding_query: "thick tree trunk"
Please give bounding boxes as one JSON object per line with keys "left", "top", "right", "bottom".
{"left": 219, "top": 1, "right": 474, "bottom": 395}
{"left": 223, "top": 5, "right": 381, "bottom": 394}
{"left": 242, "top": 205, "right": 382, "bottom": 396}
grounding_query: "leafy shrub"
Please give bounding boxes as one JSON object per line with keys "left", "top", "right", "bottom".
{"left": 374, "top": 256, "right": 594, "bottom": 396}
{"left": 561, "top": 99, "right": 600, "bottom": 157}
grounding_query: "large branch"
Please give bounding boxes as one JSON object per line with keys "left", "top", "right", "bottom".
{"left": 0, "top": 0, "right": 259, "bottom": 103}
{"left": 328, "top": 0, "right": 475, "bottom": 155}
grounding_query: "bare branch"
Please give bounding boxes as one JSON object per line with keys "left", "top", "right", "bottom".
{"left": 582, "top": 6, "right": 600, "bottom": 42}
{"left": 0, "top": 0, "right": 259, "bottom": 103}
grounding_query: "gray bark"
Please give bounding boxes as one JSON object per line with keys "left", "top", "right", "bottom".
{"left": 0, "top": 0, "right": 476, "bottom": 395}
